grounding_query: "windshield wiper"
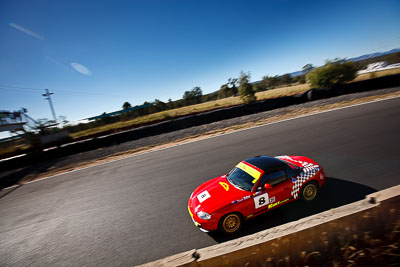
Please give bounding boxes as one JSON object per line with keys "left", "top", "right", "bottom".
{"left": 226, "top": 176, "right": 248, "bottom": 191}
{"left": 236, "top": 185, "right": 248, "bottom": 191}
{"left": 226, "top": 175, "right": 235, "bottom": 185}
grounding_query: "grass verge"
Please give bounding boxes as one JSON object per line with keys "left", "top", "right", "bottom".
{"left": 70, "top": 84, "right": 311, "bottom": 139}
{"left": 353, "top": 68, "right": 400, "bottom": 82}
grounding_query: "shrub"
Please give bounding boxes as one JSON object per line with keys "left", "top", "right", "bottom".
{"left": 238, "top": 71, "right": 257, "bottom": 103}
{"left": 306, "top": 60, "right": 358, "bottom": 88}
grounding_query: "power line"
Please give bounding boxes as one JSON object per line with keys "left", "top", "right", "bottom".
{"left": 0, "top": 85, "right": 130, "bottom": 97}
{"left": 0, "top": 85, "right": 43, "bottom": 91}
{"left": 0, "top": 86, "right": 112, "bottom": 96}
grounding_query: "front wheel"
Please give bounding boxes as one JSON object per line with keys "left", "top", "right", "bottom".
{"left": 219, "top": 213, "right": 243, "bottom": 235}
{"left": 301, "top": 182, "right": 318, "bottom": 202}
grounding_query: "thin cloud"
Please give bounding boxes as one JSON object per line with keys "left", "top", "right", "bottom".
{"left": 9, "top": 22, "right": 44, "bottom": 40}
{"left": 71, "top": 62, "right": 92, "bottom": 76}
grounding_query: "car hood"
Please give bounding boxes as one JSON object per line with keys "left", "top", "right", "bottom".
{"left": 189, "top": 175, "right": 249, "bottom": 214}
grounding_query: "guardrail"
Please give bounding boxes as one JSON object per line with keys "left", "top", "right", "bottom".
{"left": 138, "top": 184, "right": 400, "bottom": 266}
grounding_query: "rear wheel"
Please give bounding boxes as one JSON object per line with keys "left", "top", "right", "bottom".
{"left": 219, "top": 213, "right": 243, "bottom": 235}
{"left": 301, "top": 182, "right": 318, "bottom": 202}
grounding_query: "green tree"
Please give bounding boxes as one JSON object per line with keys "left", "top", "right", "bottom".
{"left": 218, "top": 78, "right": 238, "bottom": 99}
{"left": 99, "top": 112, "right": 112, "bottom": 124}
{"left": 122, "top": 102, "right": 132, "bottom": 110}
{"left": 218, "top": 84, "right": 230, "bottom": 98}
{"left": 252, "top": 83, "right": 261, "bottom": 92}
{"left": 302, "top": 64, "right": 314, "bottom": 74}
{"left": 152, "top": 99, "right": 167, "bottom": 112}
{"left": 238, "top": 71, "right": 256, "bottom": 103}
{"left": 183, "top": 86, "right": 203, "bottom": 105}
{"left": 298, "top": 75, "right": 306, "bottom": 84}
{"left": 261, "top": 75, "right": 280, "bottom": 89}
{"left": 227, "top": 78, "right": 238, "bottom": 95}
{"left": 306, "top": 60, "right": 358, "bottom": 88}
{"left": 280, "top": 74, "right": 292, "bottom": 85}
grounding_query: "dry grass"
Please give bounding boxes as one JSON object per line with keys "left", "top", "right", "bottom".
{"left": 353, "top": 67, "right": 400, "bottom": 82}
{"left": 256, "top": 83, "right": 310, "bottom": 100}
{"left": 70, "top": 84, "right": 311, "bottom": 139}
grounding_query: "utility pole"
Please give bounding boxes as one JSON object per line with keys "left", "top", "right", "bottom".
{"left": 42, "top": 89, "right": 57, "bottom": 122}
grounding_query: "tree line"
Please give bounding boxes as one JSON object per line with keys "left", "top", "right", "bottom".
{"left": 64, "top": 51, "right": 400, "bottom": 134}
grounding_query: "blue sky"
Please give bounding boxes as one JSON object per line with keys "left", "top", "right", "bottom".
{"left": 1, "top": 0, "right": 399, "bottom": 126}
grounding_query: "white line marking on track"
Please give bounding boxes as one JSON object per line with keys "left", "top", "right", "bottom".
{"left": 3, "top": 94, "right": 400, "bottom": 190}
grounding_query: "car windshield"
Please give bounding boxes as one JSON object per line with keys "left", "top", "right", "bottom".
{"left": 227, "top": 167, "right": 254, "bottom": 191}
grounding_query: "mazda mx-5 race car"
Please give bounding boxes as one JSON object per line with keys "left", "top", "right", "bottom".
{"left": 188, "top": 155, "right": 325, "bottom": 234}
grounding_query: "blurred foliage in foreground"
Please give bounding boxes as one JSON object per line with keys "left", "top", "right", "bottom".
{"left": 306, "top": 60, "right": 358, "bottom": 88}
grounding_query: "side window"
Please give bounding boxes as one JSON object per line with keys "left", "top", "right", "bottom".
{"left": 258, "top": 169, "right": 287, "bottom": 189}
{"left": 266, "top": 170, "right": 286, "bottom": 186}
{"left": 284, "top": 163, "right": 301, "bottom": 179}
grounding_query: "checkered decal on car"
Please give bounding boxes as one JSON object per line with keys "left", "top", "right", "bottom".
{"left": 277, "top": 156, "right": 320, "bottom": 199}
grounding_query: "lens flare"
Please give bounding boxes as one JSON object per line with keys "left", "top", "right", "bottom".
{"left": 9, "top": 22, "right": 44, "bottom": 40}
{"left": 71, "top": 62, "right": 92, "bottom": 76}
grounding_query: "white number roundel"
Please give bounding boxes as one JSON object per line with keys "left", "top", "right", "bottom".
{"left": 197, "top": 190, "right": 211, "bottom": 203}
{"left": 253, "top": 192, "right": 269, "bottom": 209}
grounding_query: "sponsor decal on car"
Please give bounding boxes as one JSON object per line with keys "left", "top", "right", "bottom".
{"left": 232, "top": 195, "right": 251, "bottom": 204}
{"left": 277, "top": 156, "right": 320, "bottom": 199}
{"left": 236, "top": 162, "right": 262, "bottom": 184}
{"left": 188, "top": 205, "right": 199, "bottom": 226}
{"left": 219, "top": 182, "right": 229, "bottom": 191}
{"left": 290, "top": 161, "right": 320, "bottom": 199}
{"left": 268, "top": 198, "right": 289, "bottom": 209}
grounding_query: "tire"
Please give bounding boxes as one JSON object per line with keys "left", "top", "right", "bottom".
{"left": 219, "top": 212, "right": 243, "bottom": 235}
{"left": 300, "top": 182, "right": 318, "bottom": 202}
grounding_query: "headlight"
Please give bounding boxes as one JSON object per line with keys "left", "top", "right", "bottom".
{"left": 197, "top": 211, "right": 211, "bottom": 220}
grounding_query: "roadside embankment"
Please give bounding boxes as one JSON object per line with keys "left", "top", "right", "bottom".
{"left": 139, "top": 184, "right": 400, "bottom": 266}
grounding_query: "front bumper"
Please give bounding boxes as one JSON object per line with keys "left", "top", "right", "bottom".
{"left": 187, "top": 205, "right": 218, "bottom": 232}
{"left": 187, "top": 206, "right": 209, "bottom": 232}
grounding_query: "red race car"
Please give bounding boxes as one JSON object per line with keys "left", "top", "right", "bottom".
{"left": 188, "top": 155, "right": 325, "bottom": 234}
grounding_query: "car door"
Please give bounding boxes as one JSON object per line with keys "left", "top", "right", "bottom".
{"left": 250, "top": 169, "right": 292, "bottom": 214}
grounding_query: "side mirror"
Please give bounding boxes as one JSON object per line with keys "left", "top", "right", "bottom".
{"left": 264, "top": 183, "right": 272, "bottom": 190}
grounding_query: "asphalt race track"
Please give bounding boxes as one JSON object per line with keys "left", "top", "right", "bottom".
{"left": 1, "top": 97, "right": 399, "bottom": 266}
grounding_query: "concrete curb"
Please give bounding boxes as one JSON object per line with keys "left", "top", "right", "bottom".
{"left": 138, "top": 250, "right": 197, "bottom": 267}
{"left": 137, "top": 184, "right": 400, "bottom": 266}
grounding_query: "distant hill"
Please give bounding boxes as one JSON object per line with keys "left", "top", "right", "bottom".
{"left": 221, "top": 48, "right": 400, "bottom": 90}
{"left": 348, "top": 48, "right": 400, "bottom": 62}
{"left": 288, "top": 48, "right": 400, "bottom": 77}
